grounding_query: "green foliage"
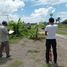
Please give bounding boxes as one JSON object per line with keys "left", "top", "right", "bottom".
{"left": 38, "top": 22, "right": 45, "bottom": 29}
{"left": 57, "top": 24, "right": 67, "bottom": 35}
{"left": 25, "top": 24, "right": 36, "bottom": 39}
{"left": 9, "top": 60, "right": 22, "bottom": 67}
{"left": 61, "top": 19, "right": 67, "bottom": 24}
{"left": 8, "top": 19, "right": 47, "bottom": 41}
{"left": 8, "top": 19, "right": 38, "bottom": 40}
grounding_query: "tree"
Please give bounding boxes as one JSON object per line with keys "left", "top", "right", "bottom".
{"left": 61, "top": 20, "right": 67, "bottom": 24}
{"left": 56, "top": 17, "right": 61, "bottom": 23}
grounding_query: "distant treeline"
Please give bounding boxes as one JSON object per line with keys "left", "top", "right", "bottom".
{"left": 61, "top": 20, "right": 67, "bottom": 24}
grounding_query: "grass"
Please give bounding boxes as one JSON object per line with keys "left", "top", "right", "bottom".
{"left": 27, "top": 49, "right": 40, "bottom": 60}
{"left": 9, "top": 36, "right": 23, "bottom": 44}
{"left": 27, "top": 50, "right": 40, "bottom": 53}
{"left": 57, "top": 30, "right": 67, "bottom": 35}
{"left": 42, "top": 64, "right": 51, "bottom": 67}
{"left": 8, "top": 60, "right": 23, "bottom": 67}
{"left": 57, "top": 24, "right": 67, "bottom": 35}
{"left": 9, "top": 24, "right": 67, "bottom": 44}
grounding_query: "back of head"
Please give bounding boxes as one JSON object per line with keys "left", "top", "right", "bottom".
{"left": 49, "top": 17, "right": 54, "bottom": 24}
{"left": 2, "top": 21, "right": 7, "bottom": 26}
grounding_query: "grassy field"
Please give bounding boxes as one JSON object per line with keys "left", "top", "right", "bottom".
{"left": 9, "top": 23, "right": 67, "bottom": 44}
{"left": 9, "top": 36, "right": 23, "bottom": 44}
{"left": 0, "top": 24, "right": 67, "bottom": 67}
{"left": 57, "top": 24, "right": 67, "bottom": 35}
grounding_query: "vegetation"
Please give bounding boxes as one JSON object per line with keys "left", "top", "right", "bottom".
{"left": 8, "top": 19, "right": 46, "bottom": 43}
{"left": 57, "top": 23, "right": 67, "bottom": 35}
{"left": 61, "top": 19, "right": 67, "bottom": 24}
{"left": 7, "top": 18, "right": 67, "bottom": 44}
{"left": 56, "top": 17, "right": 61, "bottom": 23}
{"left": 9, "top": 60, "right": 22, "bottom": 67}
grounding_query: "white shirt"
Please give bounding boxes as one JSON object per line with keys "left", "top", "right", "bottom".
{"left": 0, "top": 25, "right": 9, "bottom": 42}
{"left": 45, "top": 24, "right": 57, "bottom": 39}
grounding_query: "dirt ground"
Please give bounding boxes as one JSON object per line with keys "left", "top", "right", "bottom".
{"left": 0, "top": 35, "right": 67, "bottom": 67}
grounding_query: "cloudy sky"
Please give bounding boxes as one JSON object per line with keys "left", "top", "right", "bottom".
{"left": 0, "top": 0, "right": 67, "bottom": 23}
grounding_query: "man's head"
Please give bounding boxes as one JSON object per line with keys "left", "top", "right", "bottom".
{"left": 49, "top": 17, "right": 54, "bottom": 24}
{"left": 2, "top": 21, "right": 7, "bottom": 26}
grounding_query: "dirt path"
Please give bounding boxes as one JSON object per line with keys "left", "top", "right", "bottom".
{"left": 57, "top": 36, "right": 67, "bottom": 67}
{"left": 0, "top": 35, "right": 67, "bottom": 67}
{"left": 0, "top": 38, "right": 45, "bottom": 67}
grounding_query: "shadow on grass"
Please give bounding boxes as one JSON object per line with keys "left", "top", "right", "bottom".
{"left": 30, "top": 37, "right": 45, "bottom": 41}
{"left": 0, "top": 57, "right": 12, "bottom": 65}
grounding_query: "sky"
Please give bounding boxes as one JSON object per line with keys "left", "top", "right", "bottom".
{"left": 0, "top": 0, "right": 67, "bottom": 23}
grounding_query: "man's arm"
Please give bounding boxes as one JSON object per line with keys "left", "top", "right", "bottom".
{"left": 2, "top": 27, "right": 9, "bottom": 35}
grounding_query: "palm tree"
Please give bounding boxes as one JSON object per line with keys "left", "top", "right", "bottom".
{"left": 56, "top": 17, "right": 60, "bottom": 23}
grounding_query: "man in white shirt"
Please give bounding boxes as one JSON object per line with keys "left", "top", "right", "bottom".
{"left": 0, "top": 21, "right": 10, "bottom": 58}
{"left": 45, "top": 18, "right": 57, "bottom": 65}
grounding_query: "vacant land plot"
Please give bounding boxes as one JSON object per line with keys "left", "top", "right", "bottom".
{"left": 0, "top": 35, "right": 67, "bottom": 67}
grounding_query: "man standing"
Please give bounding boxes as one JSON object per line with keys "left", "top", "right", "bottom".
{"left": 45, "top": 18, "right": 57, "bottom": 65}
{"left": 0, "top": 21, "right": 10, "bottom": 58}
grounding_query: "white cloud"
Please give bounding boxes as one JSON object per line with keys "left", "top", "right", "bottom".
{"left": 22, "top": 15, "right": 45, "bottom": 23}
{"left": 0, "top": 0, "right": 25, "bottom": 15}
{"left": 31, "top": 7, "right": 54, "bottom": 18}
{"left": 33, "top": 0, "right": 67, "bottom": 6}
{"left": 8, "top": 14, "right": 20, "bottom": 21}
{"left": 66, "top": 4, "right": 67, "bottom": 7}
{"left": 22, "top": 7, "right": 49, "bottom": 23}
{"left": 52, "top": 8, "right": 56, "bottom": 13}
{"left": 0, "top": 0, "right": 25, "bottom": 22}
{"left": 22, "top": 7, "right": 55, "bottom": 23}
{"left": 0, "top": 14, "right": 20, "bottom": 22}
{"left": 31, "top": 8, "right": 48, "bottom": 17}
{"left": 57, "top": 12, "right": 67, "bottom": 21}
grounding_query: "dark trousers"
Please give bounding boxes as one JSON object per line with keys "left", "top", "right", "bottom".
{"left": 0, "top": 41, "right": 10, "bottom": 56}
{"left": 45, "top": 39, "right": 57, "bottom": 63}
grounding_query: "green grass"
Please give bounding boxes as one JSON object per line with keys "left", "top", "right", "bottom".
{"left": 57, "top": 30, "right": 67, "bottom": 35}
{"left": 8, "top": 60, "right": 22, "bottom": 67}
{"left": 9, "top": 36, "right": 23, "bottom": 44}
{"left": 9, "top": 24, "right": 67, "bottom": 44}
{"left": 42, "top": 64, "right": 51, "bottom": 67}
{"left": 57, "top": 24, "right": 67, "bottom": 35}
{"left": 27, "top": 50, "right": 40, "bottom": 53}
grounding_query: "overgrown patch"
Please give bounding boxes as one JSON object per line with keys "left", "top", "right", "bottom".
{"left": 8, "top": 60, "right": 23, "bottom": 67}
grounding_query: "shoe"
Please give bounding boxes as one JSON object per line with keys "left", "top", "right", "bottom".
{"left": 6, "top": 55, "right": 11, "bottom": 58}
